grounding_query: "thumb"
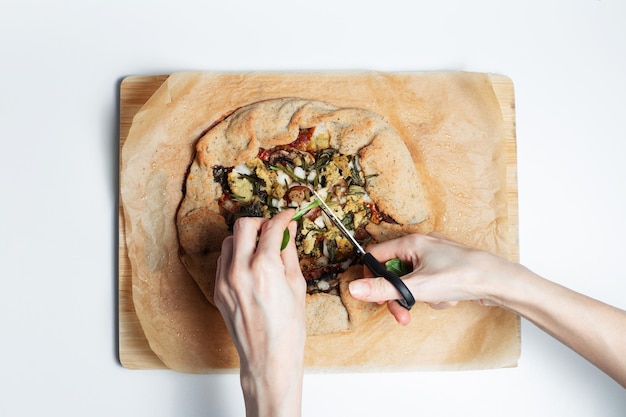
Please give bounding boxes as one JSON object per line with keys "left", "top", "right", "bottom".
{"left": 349, "top": 277, "right": 401, "bottom": 303}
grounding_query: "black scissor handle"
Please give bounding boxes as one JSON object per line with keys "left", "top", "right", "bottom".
{"left": 362, "top": 253, "right": 415, "bottom": 310}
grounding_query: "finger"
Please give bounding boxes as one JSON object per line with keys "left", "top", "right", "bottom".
{"left": 387, "top": 301, "right": 412, "bottom": 326}
{"left": 232, "top": 216, "right": 266, "bottom": 260}
{"left": 350, "top": 278, "right": 413, "bottom": 325}
{"left": 428, "top": 301, "right": 458, "bottom": 310}
{"left": 349, "top": 277, "right": 404, "bottom": 303}
{"left": 218, "top": 236, "right": 234, "bottom": 280}
{"left": 427, "top": 231, "right": 448, "bottom": 240}
{"left": 255, "top": 209, "right": 295, "bottom": 256}
{"left": 366, "top": 234, "right": 422, "bottom": 267}
{"left": 365, "top": 240, "right": 404, "bottom": 262}
{"left": 214, "top": 236, "right": 234, "bottom": 303}
{"left": 281, "top": 219, "right": 304, "bottom": 282}
{"left": 426, "top": 232, "right": 464, "bottom": 246}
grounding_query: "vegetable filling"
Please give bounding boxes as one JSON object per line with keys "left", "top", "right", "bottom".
{"left": 213, "top": 125, "right": 392, "bottom": 294}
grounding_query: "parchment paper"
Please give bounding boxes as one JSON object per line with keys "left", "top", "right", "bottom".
{"left": 120, "top": 71, "right": 520, "bottom": 373}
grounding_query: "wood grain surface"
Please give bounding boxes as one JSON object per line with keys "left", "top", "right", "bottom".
{"left": 118, "top": 73, "right": 519, "bottom": 371}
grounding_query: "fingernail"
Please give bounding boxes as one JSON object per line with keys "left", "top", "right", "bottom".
{"left": 349, "top": 281, "right": 370, "bottom": 298}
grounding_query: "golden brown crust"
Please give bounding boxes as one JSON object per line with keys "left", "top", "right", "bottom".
{"left": 365, "top": 221, "right": 425, "bottom": 243}
{"left": 359, "top": 132, "right": 429, "bottom": 225}
{"left": 176, "top": 98, "right": 431, "bottom": 335}
{"left": 305, "top": 292, "right": 351, "bottom": 335}
{"left": 339, "top": 266, "right": 386, "bottom": 327}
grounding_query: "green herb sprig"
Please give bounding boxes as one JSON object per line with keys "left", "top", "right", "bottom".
{"left": 280, "top": 198, "right": 321, "bottom": 250}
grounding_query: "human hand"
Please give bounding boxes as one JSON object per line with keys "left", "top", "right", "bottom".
{"left": 215, "top": 209, "right": 306, "bottom": 417}
{"left": 349, "top": 233, "right": 520, "bottom": 325}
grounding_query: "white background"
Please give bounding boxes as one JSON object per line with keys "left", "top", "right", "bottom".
{"left": 1, "top": 0, "right": 625, "bottom": 415}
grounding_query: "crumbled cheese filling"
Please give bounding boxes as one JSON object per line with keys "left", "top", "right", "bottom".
{"left": 215, "top": 126, "right": 383, "bottom": 294}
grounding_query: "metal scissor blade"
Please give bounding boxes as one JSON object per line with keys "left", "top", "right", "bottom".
{"left": 312, "top": 190, "right": 415, "bottom": 310}
{"left": 312, "top": 190, "right": 366, "bottom": 256}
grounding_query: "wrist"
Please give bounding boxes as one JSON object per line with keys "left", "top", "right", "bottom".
{"left": 482, "top": 259, "right": 540, "bottom": 311}
{"left": 240, "top": 354, "right": 304, "bottom": 417}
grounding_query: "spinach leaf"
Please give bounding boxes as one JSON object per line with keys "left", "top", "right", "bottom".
{"left": 384, "top": 258, "right": 412, "bottom": 277}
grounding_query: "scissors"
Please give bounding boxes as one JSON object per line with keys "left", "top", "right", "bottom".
{"left": 312, "top": 190, "right": 415, "bottom": 310}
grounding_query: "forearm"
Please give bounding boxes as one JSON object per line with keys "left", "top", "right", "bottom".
{"left": 491, "top": 266, "right": 626, "bottom": 388}
{"left": 352, "top": 233, "right": 626, "bottom": 387}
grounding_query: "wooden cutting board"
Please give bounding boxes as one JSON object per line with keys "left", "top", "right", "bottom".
{"left": 118, "top": 73, "right": 519, "bottom": 371}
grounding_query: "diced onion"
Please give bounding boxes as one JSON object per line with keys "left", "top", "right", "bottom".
{"left": 293, "top": 166, "right": 306, "bottom": 180}
{"left": 271, "top": 198, "right": 286, "bottom": 209}
{"left": 276, "top": 170, "right": 291, "bottom": 186}
{"left": 314, "top": 215, "right": 326, "bottom": 229}
{"left": 233, "top": 163, "right": 252, "bottom": 176}
{"left": 317, "top": 280, "right": 330, "bottom": 291}
{"left": 316, "top": 187, "right": 328, "bottom": 200}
